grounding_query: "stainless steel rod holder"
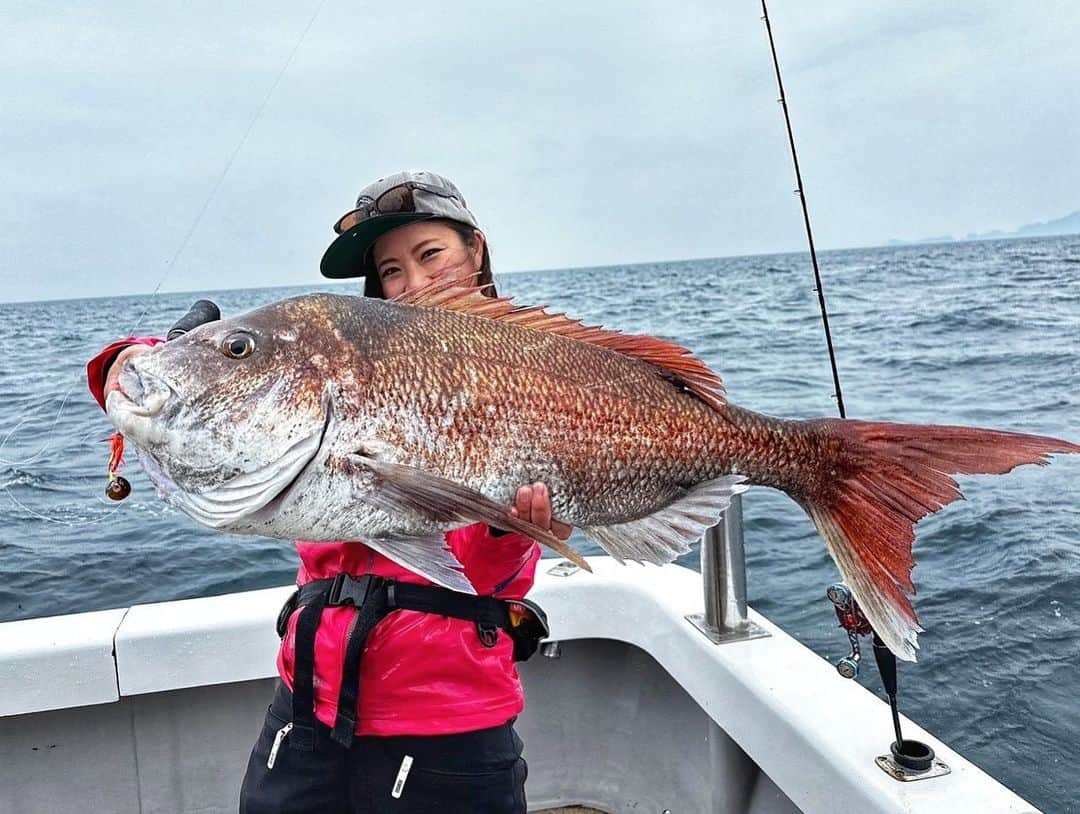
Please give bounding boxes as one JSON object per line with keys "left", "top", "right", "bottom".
{"left": 702, "top": 494, "right": 748, "bottom": 630}
{"left": 688, "top": 493, "right": 770, "bottom": 645}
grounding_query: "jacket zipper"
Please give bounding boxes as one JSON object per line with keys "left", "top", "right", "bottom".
{"left": 266, "top": 722, "right": 293, "bottom": 769}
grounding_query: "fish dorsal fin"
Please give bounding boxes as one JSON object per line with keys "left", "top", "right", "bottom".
{"left": 393, "top": 280, "right": 726, "bottom": 409}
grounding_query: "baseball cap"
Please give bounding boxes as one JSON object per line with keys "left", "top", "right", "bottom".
{"left": 320, "top": 170, "right": 481, "bottom": 279}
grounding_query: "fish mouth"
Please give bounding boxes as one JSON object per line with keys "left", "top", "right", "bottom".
{"left": 165, "top": 385, "right": 336, "bottom": 529}
{"left": 106, "top": 368, "right": 175, "bottom": 443}
{"left": 111, "top": 390, "right": 169, "bottom": 418}
{"left": 117, "top": 363, "right": 167, "bottom": 412}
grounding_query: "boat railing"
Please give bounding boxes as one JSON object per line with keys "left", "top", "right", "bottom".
{"left": 0, "top": 551, "right": 1041, "bottom": 812}
{"left": 688, "top": 493, "right": 770, "bottom": 644}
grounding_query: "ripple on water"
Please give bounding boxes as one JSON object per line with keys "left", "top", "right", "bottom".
{"left": 2, "top": 235, "right": 1079, "bottom": 813}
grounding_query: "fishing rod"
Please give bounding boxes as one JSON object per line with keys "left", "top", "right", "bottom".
{"left": 759, "top": 1, "right": 937, "bottom": 777}
{"left": 760, "top": 2, "right": 845, "bottom": 419}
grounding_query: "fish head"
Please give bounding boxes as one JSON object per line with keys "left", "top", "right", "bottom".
{"left": 105, "top": 294, "right": 368, "bottom": 529}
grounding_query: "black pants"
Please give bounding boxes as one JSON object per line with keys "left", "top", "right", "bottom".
{"left": 239, "top": 683, "right": 527, "bottom": 814}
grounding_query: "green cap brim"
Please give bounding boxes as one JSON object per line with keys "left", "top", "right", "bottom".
{"left": 320, "top": 212, "right": 436, "bottom": 279}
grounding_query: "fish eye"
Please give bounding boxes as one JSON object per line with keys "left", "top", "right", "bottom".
{"left": 222, "top": 331, "right": 256, "bottom": 359}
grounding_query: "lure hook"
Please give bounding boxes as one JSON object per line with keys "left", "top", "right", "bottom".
{"left": 106, "top": 432, "right": 131, "bottom": 500}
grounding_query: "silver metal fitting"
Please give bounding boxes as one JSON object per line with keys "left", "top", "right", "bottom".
{"left": 827, "top": 583, "right": 852, "bottom": 606}
{"left": 836, "top": 655, "right": 860, "bottom": 679}
{"left": 540, "top": 641, "right": 562, "bottom": 659}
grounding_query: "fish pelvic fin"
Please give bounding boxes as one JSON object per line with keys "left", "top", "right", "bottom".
{"left": 582, "top": 475, "right": 749, "bottom": 565}
{"left": 362, "top": 535, "right": 477, "bottom": 595}
{"left": 349, "top": 452, "right": 592, "bottom": 573}
{"left": 392, "top": 278, "right": 726, "bottom": 411}
{"left": 798, "top": 419, "right": 1080, "bottom": 662}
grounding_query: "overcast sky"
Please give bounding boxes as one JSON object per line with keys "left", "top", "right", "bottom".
{"left": 2, "top": 1, "right": 1078, "bottom": 303}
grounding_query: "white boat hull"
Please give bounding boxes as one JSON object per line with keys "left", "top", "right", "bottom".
{"left": 0, "top": 559, "right": 1040, "bottom": 813}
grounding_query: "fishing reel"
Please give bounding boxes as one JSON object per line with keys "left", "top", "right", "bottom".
{"left": 827, "top": 583, "right": 872, "bottom": 679}
{"left": 826, "top": 582, "right": 944, "bottom": 778}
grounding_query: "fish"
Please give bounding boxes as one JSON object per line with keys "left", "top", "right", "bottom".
{"left": 105, "top": 281, "right": 1079, "bottom": 660}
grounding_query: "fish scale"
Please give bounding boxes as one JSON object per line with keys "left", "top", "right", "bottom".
{"left": 105, "top": 285, "right": 1079, "bottom": 661}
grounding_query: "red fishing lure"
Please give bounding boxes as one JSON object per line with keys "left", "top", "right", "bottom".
{"left": 106, "top": 432, "right": 131, "bottom": 500}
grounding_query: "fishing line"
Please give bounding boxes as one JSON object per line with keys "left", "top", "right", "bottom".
{"left": 3, "top": 0, "right": 328, "bottom": 521}
{"left": 0, "top": 384, "right": 85, "bottom": 469}
{"left": 126, "top": 0, "right": 329, "bottom": 337}
{"left": 3, "top": 488, "right": 124, "bottom": 528}
{"left": 1, "top": 425, "right": 127, "bottom": 528}
{"left": 760, "top": 0, "right": 846, "bottom": 418}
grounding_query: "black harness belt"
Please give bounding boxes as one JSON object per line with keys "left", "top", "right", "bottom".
{"left": 280, "top": 573, "right": 547, "bottom": 750}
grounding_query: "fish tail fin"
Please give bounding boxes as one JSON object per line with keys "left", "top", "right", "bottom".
{"left": 796, "top": 418, "right": 1079, "bottom": 661}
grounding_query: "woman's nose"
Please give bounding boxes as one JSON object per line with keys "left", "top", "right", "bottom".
{"left": 404, "top": 264, "right": 434, "bottom": 292}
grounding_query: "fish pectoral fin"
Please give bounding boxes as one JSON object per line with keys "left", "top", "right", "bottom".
{"left": 582, "top": 475, "right": 749, "bottom": 565}
{"left": 348, "top": 453, "right": 591, "bottom": 573}
{"left": 363, "top": 534, "right": 477, "bottom": 595}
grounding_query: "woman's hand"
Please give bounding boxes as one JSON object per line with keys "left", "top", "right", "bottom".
{"left": 103, "top": 345, "right": 149, "bottom": 400}
{"left": 510, "top": 482, "right": 573, "bottom": 541}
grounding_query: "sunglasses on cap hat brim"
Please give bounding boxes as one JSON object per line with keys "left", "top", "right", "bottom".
{"left": 333, "top": 181, "right": 463, "bottom": 234}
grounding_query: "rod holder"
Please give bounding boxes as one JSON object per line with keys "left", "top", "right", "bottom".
{"left": 687, "top": 494, "right": 769, "bottom": 644}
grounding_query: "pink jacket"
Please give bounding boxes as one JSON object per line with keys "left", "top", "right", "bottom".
{"left": 88, "top": 338, "right": 540, "bottom": 736}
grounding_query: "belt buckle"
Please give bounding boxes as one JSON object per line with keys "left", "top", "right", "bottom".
{"left": 328, "top": 574, "right": 376, "bottom": 607}
{"left": 476, "top": 621, "right": 499, "bottom": 648}
{"left": 276, "top": 589, "right": 300, "bottom": 638}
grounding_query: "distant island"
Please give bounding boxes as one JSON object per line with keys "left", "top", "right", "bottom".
{"left": 889, "top": 209, "right": 1080, "bottom": 246}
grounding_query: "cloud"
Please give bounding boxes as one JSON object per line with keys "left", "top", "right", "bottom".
{"left": 2, "top": 1, "right": 1078, "bottom": 302}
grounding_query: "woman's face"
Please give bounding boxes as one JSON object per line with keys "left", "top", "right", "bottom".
{"left": 372, "top": 221, "right": 485, "bottom": 299}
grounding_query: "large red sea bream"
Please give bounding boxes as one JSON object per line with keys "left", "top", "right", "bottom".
{"left": 105, "top": 283, "right": 1079, "bottom": 660}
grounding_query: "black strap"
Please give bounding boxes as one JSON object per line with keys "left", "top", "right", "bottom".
{"left": 286, "top": 574, "right": 532, "bottom": 751}
{"left": 389, "top": 582, "right": 511, "bottom": 649}
{"left": 290, "top": 589, "right": 328, "bottom": 751}
{"left": 389, "top": 582, "right": 511, "bottom": 629}
{"left": 329, "top": 578, "right": 388, "bottom": 747}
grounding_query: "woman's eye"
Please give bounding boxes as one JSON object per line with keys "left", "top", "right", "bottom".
{"left": 380, "top": 267, "right": 400, "bottom": 279}
{"left": 421, "top": 247, "right": 443, "bottom": 261}
{"left": 222, "top": 332, "right": 255, "bottom": 359}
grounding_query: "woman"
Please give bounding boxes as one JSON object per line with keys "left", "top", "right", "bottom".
{"left": 88, "top": 171, "right": 568, "bottom": 813}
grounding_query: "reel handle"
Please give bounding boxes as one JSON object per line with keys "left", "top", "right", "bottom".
{"left": 827, "top": 583, "right": 870, "bottom": 679}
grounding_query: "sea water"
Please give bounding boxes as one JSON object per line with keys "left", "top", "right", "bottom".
{"left": 1, "top": 234, "right": 1077, "bottom": 812}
